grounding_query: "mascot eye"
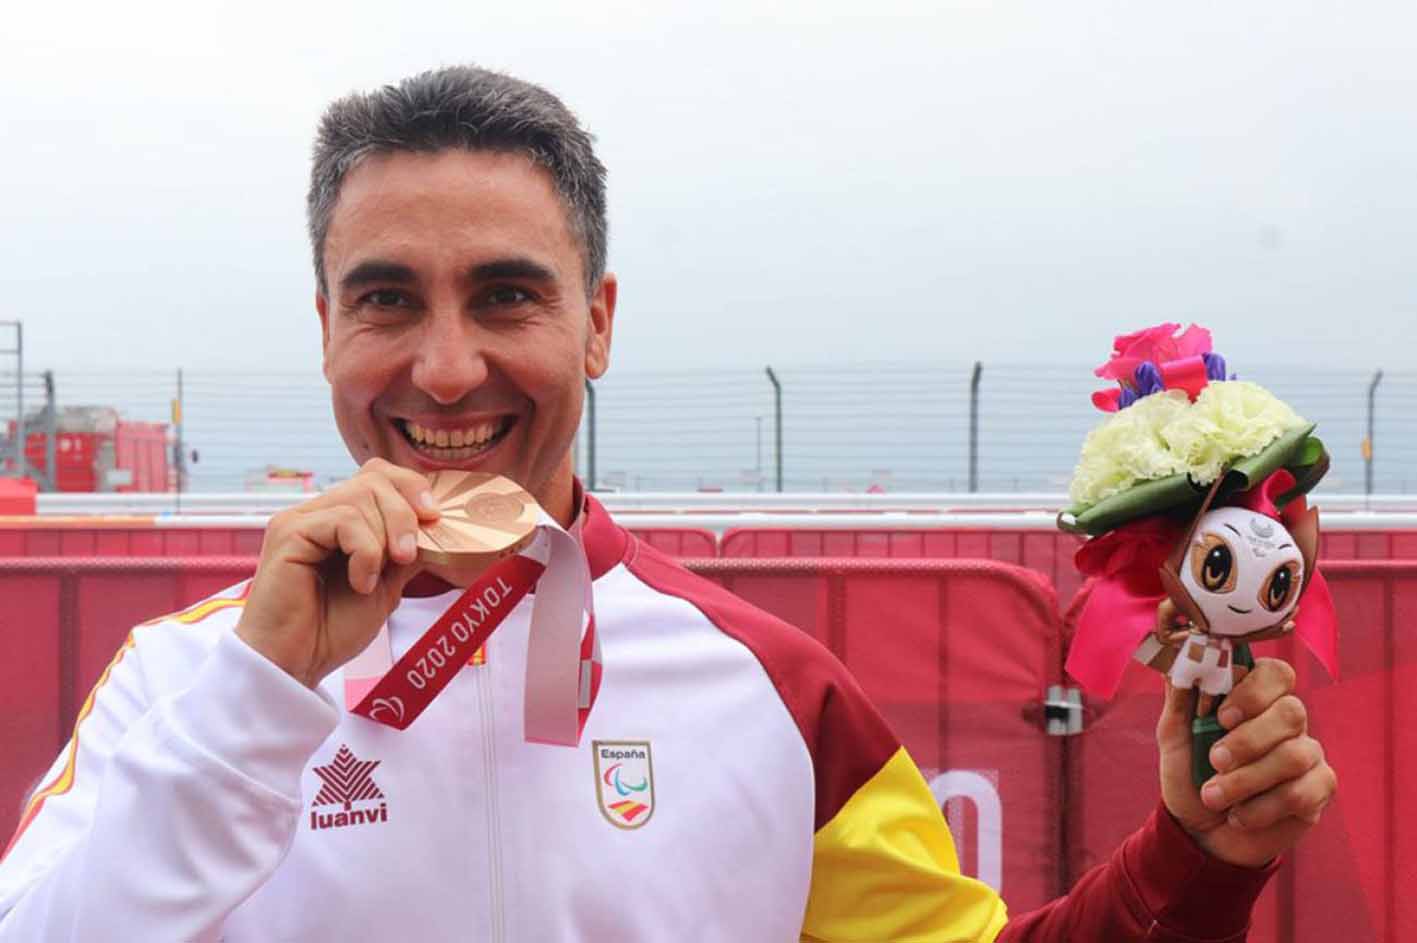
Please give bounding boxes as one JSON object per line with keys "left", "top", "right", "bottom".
{"left": 1191, "top": 533, "right": 1237, "bottom": 593}
{"left": 1260, "top": 561, "right": 1301, "bottom": 612}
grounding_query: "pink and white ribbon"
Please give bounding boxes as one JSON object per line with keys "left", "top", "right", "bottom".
{"left": 342, "top": 513, "right": 600, "bottom": 746}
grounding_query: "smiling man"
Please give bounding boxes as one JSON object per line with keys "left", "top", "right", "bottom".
{"left": 0, "top": 67, "right": 1334, "bottom": 941}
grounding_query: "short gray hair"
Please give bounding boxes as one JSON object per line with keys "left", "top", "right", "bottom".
{"left": 307, "top": 65, "right": 608, "bottom": 297}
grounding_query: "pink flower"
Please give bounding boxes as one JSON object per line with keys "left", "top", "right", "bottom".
{"left": 1094, "top": 323, "right": 1213, "bottom": 381}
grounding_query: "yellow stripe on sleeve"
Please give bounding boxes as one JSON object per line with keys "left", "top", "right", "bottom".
{"left": 801, "top": 747, "right": 1009, "bottom": 943}
{"left": 138, "top": 581, "right": 251, "bottom": 627}
{"left": 3, "top": 632, "right": 137, "bottom": 858}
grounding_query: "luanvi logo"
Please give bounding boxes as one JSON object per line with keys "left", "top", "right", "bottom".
{"left": 309, "top": 745, "right": 387, "bottom": 831}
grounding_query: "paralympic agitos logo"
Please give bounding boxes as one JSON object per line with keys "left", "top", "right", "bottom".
{"left": 592, "top": 740, "right": 655, "bottom": 829}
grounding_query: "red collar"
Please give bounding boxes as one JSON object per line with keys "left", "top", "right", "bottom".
{"left": 403, "top": 478, "right": 627, "bottom": 598}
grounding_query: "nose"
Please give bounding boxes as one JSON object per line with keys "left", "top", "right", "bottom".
{"left": 410, "top": 309, "right": 490, "bottom": 406}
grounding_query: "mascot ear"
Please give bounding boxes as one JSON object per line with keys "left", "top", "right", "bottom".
{"left": 1288, "top": 504, "right": 1321, "bottom": 595}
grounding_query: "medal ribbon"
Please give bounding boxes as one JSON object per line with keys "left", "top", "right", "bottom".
{"left": 343, "top": 516, "right": 601, "bottom": 746}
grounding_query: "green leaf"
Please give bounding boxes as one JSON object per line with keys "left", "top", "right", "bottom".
{"left": 1061, "top": 423, "right": 1327, "bottom": 536}
{"left": 1219, "top": 424, "right": 1316, "bottom": 498}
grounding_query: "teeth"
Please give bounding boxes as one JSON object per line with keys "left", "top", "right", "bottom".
{"left": 402, "top": 418, "right": 507, "bottom": 455}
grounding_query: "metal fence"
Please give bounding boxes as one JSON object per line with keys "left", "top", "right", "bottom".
{"left": 1, "top": 364, "right": 1413, "bottom": 494}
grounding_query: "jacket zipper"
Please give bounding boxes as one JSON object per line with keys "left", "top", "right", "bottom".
{"left": 476, "top": 659, "right": 506, "bottom": 942}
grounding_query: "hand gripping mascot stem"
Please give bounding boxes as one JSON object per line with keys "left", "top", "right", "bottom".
{"left": 1058, "top": 324, "right": 1340, "bottom": 785}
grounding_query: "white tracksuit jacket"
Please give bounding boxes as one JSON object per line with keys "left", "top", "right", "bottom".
{"left": 0, "top": 495, "right": 1006, "bottom": 942}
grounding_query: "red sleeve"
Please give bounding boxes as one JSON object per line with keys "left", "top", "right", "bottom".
{"left": 998, "top": 802, "right": 1278, "bottom": 942}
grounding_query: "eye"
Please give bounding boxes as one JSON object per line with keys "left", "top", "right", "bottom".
{"left": 1190, "top": 533, "right": 1237, "bottom": 593}
{"left": 1260, "top": 561, "right": 1301, "bottom": 612}
{"left": 486, "top": 286, "right": 532, "bottom": 306}
{"left": 360, "top": 289, "right": 410, "bottom": 309}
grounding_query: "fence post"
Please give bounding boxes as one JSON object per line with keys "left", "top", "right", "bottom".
{"left": 584, "top": 378, "right": 597, "bottom": 491}
{"left": 14, "top": 321, "right": 24, "bottom": 482}
{"left": 42, "top": 371, "right": 56, "bottom": 492}
{"left": 969, "top": 361, "right": 982, "bottom": 493}
{"left": 1364, "top": 369, "right": 1383, "bottom": 502}
{"left": 173, "top": 368, "right": 186, "bottom": 506}
{"left": 765, "top": 367, "right": 783, "bottom": 492}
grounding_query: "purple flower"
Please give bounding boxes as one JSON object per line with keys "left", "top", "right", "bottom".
{"left": 1203, "top": 352, "right": 1228, "bottom": 382}
{"left": 1133, "top": 362, "right": 1165, "bottom": 397}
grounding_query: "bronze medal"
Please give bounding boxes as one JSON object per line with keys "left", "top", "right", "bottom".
{"left": 416, "top": 471, "right": 539, "bottom": 567}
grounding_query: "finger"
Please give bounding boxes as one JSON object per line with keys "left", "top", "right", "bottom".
{"left": 378, "top": 561, "right": 424, "bottom": 605}
{"left": 366, "top": 475, "right": 423, "bottom": 565}
{"left": 281, "top": 506, "right": 384, "bottom": 594}
{"left": 333, "top": 508, "right": 387, "bottom": 595}
{"left": 1156, "top": 679, "right": 1195, "bottom": 749}
{"left": 1210, "top": 694, "right": 1308, "bottom": 772}
{"left": 1216, "top": 658, "right": 1295, "bottom": 730}
{"left": 1225, "top": 761, "right": 1337, "bottom": 831}
{"left": 268, "top": 505, "right": 366, "bottom": 568}
{"left": 360, "top": 458, "right": 440, "bottom": 522}
{"left": 1201, "top": 735, "right": 1323, "bottom": 811}
{"left": 342, "top": 486, "right": 389, "bottom": 564}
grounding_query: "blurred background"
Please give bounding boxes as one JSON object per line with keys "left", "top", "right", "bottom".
{"left": 2, "top": 0, "right": 1415, "bottom": 498}
{"left": 3, "top": 362, "right": 1413, "bottom": 494}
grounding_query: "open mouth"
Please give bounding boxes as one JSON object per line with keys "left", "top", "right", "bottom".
{"left": 397, "top": 416, "right": 515, "bottom": 462}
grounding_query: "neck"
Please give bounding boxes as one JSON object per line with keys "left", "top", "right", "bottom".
{"left": 535, "top": 459, "right": 579, "bottom": 530}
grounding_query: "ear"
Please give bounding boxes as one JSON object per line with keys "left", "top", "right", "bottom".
{"left": 1289, "top": 505, "right": 1322, "bottom": 593}
{"left": 315, "top": 292, "right": 333, "bottom": 383}
{"left": 584, "top": 273, "right": 616, "bottom": 381}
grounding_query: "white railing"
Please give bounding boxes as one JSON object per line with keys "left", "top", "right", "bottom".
{"left": 23, "top": 506, "right": 1417, "bottom": 535}
{"left": 35, "top": 491, "right": 1417, "bottom": 518}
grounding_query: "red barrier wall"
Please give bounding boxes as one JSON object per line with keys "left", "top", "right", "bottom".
{"left": 623, "top": 528, "right": 717, "bottom": 557}
{"left": 717, "top": 525, "right": 1417, "bottom": 605}
{"left": 1317, "top": 530, "right": 1417, "bottom": 560}
{"left": 0, "top": 523, "right": 714, "bottom": 560}
{"left": 0, "top": 523, "right": 266, "bottom": 558}
{"left": 721, "top": 527, "right": 1090, "bottom": 603}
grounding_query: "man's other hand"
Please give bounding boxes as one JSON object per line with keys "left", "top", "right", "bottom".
{"left": 235, "top": 458, "right": 440, "bottom": 689}
{"left": 1158, "top": 658, "right": 1337, "bottom": 868}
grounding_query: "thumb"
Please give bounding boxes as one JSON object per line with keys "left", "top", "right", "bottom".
{"left": 379, "top": 562, "right": 424, "bottom": 608}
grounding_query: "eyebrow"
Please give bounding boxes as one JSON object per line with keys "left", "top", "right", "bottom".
{"left": 339, "top": 260, "right": 417, "bottom": 293}
{"left": 468, "top": 258, "right": 558, "bottom": 284}
{"left": 338, "top": 257, "right": 559, "bottom": 294}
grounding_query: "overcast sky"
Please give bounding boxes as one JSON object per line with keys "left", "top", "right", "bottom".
{"left": 4, "top": 0, "right": 1414, "bottom": 375}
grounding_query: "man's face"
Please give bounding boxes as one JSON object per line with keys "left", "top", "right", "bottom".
{"left": 316, "top": 149, "right": 615, "bottom": 522}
